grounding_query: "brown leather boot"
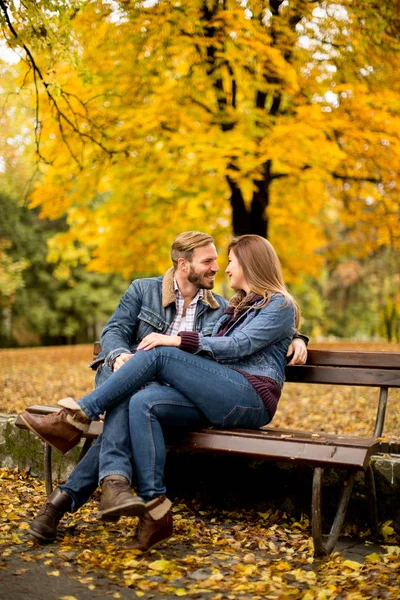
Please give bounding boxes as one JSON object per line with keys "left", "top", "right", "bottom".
{"left": 29, "top": 488, "right": 72, "bottom": 542}
{"left": 20, "top": 408, "right": 90, "bottom": 454}
{"left": 122, "top": 496, "right": 173, "bottom": 551}
{"left": 98, "top": 475, "right": 146, "bottom": 520}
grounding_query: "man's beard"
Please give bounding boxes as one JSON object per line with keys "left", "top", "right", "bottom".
{"left": 188, "top": 265, "right": 215, "bottom": 290}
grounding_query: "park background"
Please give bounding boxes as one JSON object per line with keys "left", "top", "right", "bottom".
{"left": 0, "top": 0, "right": 399, "bottom": 350}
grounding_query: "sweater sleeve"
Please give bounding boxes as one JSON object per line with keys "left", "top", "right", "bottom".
{"left": 178, "top": 331, "right": 200, "bottom": 353}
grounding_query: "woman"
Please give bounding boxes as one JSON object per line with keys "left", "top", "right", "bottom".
{"left": 21, "top": 235, "right": 300, "bottom": 550}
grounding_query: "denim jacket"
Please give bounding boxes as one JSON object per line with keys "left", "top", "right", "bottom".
{"left": 196, "top": 293, "right": 296, "bottom": 386}
{"left": 90, "top": 267, "right": 227, "bottom": 371}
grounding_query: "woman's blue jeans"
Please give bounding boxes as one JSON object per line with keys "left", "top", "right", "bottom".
{"left": 79, "top": 347, "right": 269, "bottom": 429}
{"left": 76, "top": 347, "right": 270, "bottom": 500}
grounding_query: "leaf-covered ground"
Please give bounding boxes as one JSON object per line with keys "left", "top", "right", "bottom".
{"left": 0, "top": 468, "right": 399, "bottom": 599}
{"left": 1, "top": 342, "right": 399, "bottom": 439}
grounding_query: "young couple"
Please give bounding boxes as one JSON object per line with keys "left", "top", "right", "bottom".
{"left": 21, "top": 231, "right": 307, "bottom": 551}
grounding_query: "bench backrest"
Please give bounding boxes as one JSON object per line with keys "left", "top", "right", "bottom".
{"left": 285, "top": 349, "right": 400, "bottom": 438}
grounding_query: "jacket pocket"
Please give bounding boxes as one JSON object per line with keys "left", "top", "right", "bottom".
{"left": 137, "top": 307, "right": 166, "bottom": 331}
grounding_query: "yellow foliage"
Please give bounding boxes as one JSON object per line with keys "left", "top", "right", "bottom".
{"left": 2, "top": 0, "right": 400, "bottom": 282}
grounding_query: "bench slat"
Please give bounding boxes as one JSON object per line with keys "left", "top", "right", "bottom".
{"left": 306, "top": 350, "right": 400, "bottom": 369}
{"left": 167, "top": 430, "right": 377, "bottom": 469}
{"left": 285, "top": 366, "right": 400, "bottom": 387}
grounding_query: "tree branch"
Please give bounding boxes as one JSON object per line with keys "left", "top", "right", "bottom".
{"left": 332, "top": 173, "right": 382, "bottom": 183}
{"left": 0, "top": 0, "right": 116, "bottom": 164}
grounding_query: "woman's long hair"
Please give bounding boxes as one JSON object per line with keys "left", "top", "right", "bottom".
{"left": 228, "top": 235, "right": 300, "bottom": 328}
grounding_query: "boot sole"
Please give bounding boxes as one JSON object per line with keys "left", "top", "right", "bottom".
{"left": 98, "top": 500, "right": 146, "bottom": 520}
{"left": 122, "top": 533, "right": 173, "bottom": 552}
{"left": 28, "top": 526, "right": 56, "bottom": 543}
{"left": 19, "top": 413, "right": 79, "bottom": 455}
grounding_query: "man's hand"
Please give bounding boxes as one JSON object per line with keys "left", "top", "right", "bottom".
{"left": 286, "top": 338, "right": 308, "bottom": 366}
{"left": 137, "top": 333, "right": 181, "bottom": 351}
{"left": 113, "top": 352, "right": 134, "bottom": 372}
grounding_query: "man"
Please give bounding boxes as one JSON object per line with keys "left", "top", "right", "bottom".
{"left": 25, "top": 231, "right": 307, "bottom": 544}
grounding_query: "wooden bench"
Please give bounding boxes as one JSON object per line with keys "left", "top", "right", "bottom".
{"left": 15, "top": 349, "right": 400, "bottom": 555}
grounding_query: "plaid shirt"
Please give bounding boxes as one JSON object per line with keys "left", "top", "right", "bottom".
{"left": 166, "top": 279, "right": 204, "bottom": 335}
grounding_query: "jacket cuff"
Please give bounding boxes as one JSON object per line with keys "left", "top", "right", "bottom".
{"left": 178, "top": 331, "right": 200, "bottom": 353}
{"left": 294, "top": 332, "right": 309, "bottom": 346}
{"left": 105, "top": 348, "right": 131, "bottom": 368}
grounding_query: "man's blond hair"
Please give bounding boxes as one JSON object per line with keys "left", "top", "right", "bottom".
{"left": 171, "top": 231, "right": 214, "bottom": 269}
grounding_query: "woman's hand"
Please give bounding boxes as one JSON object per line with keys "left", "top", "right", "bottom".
{"left": 137, "top": 333, "right": 182, "bottom": 351}
{"left": 286, "top": 338, "right": 308, "bottom": 365}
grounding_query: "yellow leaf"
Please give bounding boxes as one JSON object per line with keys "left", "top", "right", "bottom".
{"left": 364, "top": 552, "right": 381, "bottom": 563}
{"left": 342, "top": 560, "right": 361, "bottom": 570}
{"left": 48, "top": 570, "right": 60, "bottom": 577}
{"left": 275, "top": 561, "right": 291, "bottom": 571}
{"left": 257, "top": 511, "right": 271, "bottom": 519}
{"left": 148, "top": 559, "right": 173, "bottom": 572}
{"left": 136, "top": 593, "right": 144, "bottom": 598}
{"left": 381, "top": 521, "right": 395, "bottom": 540}
{"left": 59, "top": 597, "right": 79, "bottom": 600}
{"left": 174, "top": 589, "right": 187, "bottom": 596}
{"left": 383, "top": 545, "right": 400, "bottom": 555}
{"left": 235, "top": 564, "right": 256, "bottom": 575}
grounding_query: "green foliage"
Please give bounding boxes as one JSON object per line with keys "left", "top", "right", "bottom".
{"left": 0, "top": 192, "right": 127, "bottom": 346}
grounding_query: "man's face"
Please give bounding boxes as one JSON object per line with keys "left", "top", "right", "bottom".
{"left": 187, "top": 243, "right": 219, "bottom": 290}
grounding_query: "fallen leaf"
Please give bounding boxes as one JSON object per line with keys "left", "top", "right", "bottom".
{"left": 148, "top": 559, "right": 173, "bottom": 572}
{"left": 342, "top": 560, "right": 361, "bottom": 570}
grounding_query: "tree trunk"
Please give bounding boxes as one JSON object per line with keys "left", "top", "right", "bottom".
{"left": 227, "top": 162, "right": 271, "bottom": 238}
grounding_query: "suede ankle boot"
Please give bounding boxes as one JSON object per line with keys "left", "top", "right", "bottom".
{"left": 20, "top": 407, "right": 90, "bottom": 454}
{"left": 29, "top": 488, "right": 72, "bottom": 542}
{"left": 98, "top": 475, "right": 146, "bottom": 520}
{"left": 122, "top": 496, "right": 173, "bottom": 552}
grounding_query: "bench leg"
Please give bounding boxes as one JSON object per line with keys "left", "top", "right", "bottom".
{"left": 365, "top": 463, "right": 379, "bottom": 536}
{"left": 44, "top": 443, "right": 53, "bottom": 496}
{"left": 311, "top": 467, "right": 357, "bottom": 556}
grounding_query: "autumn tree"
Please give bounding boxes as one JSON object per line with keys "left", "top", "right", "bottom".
{"left": 0, "top": 0, "right": 399, "bottom": 295}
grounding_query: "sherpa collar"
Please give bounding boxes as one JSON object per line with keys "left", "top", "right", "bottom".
{"left": 161, "top": 267, "right": 220, "bottom": 309}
